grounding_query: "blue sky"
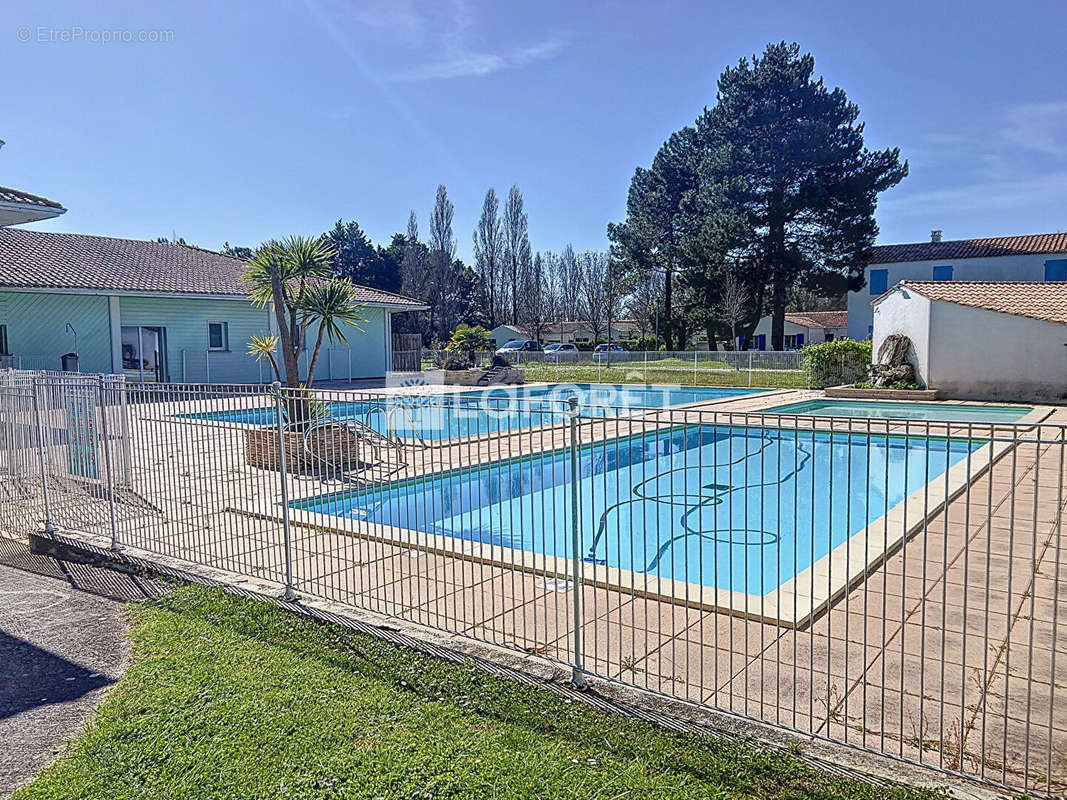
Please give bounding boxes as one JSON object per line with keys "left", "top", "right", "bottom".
{"left": 6, "top": 0, "right": 1066, "bottom": 261}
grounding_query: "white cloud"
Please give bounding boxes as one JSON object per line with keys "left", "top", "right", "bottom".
{"left": 339, "top": 0, "right": 569, "bottom": 81}
{"left": 394, "top": 34, "right": 569, "bottom": 81}
{"left": 1000, "top": 101, "right": 1067, "bottom": 158}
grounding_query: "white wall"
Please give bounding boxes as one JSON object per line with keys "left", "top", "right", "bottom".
{"left": 872, "top": 288, "right": 1067, "bottom": 401}
{"left": 927, "top": 302, "right": 1067, "bottom": 401}
{"left": 488, "top": 325, "right": 526, "bottom": 347}
{"left": 871, "top": 288, "right": 931, "bottom": 385}
{"left": 848, "top": 251, "right": 1067, "bottom": 339}
{"left": 750, "top": 317, "right": 846, "bottom": 347}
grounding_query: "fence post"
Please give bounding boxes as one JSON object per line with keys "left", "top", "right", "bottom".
{"left": 273, "top": 381, "right": 298, "bottom": 601}
{"left": 117, "top": 375, "right": 133, "bottom": 486}
{"left": 96, "top": 376, "right": 121, "bottom": 552}
{"left": 31, "top": 376, "right": 55, "bottom": 536}
{"left": 566, "top": 396, "right": 587, "bottom": 688}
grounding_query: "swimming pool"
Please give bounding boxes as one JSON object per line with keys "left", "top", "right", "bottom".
{"left": 765, "top": 399, "right": 1032, "bottom": 424}
{"left": 291, "top": 425, "right": 978, "bottom": 597}
{"left": 182, "top": 384, "right": 764, "bottom": 441}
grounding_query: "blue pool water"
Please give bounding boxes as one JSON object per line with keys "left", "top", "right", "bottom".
{"left": 292, "top": 426, "right": 978, "bottom": 595}
{"left": 766, "top": 399, "right": 1032, "bottom": 424}
{"left": 183, "top": 384, "right": 763, "bottom": 441}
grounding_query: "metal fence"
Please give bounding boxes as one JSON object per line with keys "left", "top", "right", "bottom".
{"left": 1, "top": 374, "right": 1063, "bottom": 796}
{"left": 425, "top": 349, "right": 867, "bottom": 389}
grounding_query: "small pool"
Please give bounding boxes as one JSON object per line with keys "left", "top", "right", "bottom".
{"left": 182, "top": 384, "right": 764, "bottom": 442}
{"left": 765, "top": 399, "right": 1032, "bottom": 424}
{"left": 291, "top": 425, "right": 978, "bottom": 596}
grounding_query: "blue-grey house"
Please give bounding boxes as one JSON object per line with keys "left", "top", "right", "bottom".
{"left": 0, "top": 218, "right": 425, "bottom": 382}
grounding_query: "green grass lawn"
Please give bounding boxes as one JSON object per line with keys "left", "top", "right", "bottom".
{"left": 15, "top": 585, "right": 942, "bottom": 800}
{"left": 520, "top": 361, "right": 812, "bottom": 389}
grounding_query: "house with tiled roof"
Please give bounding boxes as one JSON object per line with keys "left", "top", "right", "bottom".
{"left": 747, "top": 310, "right": 848, "bottom": 350}
{"left": 871, "top": 280, "right": 1067, "bottom": 401}
{"left": 0, "top": 226, "right": 426, "bottom": 382}
{"left": 846, "top": 230, "right": 1067, "bottom": 340}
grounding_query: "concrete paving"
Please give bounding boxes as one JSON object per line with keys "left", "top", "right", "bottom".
{"left": 3, "top": 385, "right": 1063, "bottom": 795}
{"left": 0, "top": 539, "right": 166, "bottom": 798}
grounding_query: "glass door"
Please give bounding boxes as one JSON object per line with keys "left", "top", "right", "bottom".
{"left": 121, "top": 326, "right": 168, "bottom": 382}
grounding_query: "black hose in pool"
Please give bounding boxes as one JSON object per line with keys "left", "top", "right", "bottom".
{"left": 582, "top": 430, "right": 813, "bottom": 572}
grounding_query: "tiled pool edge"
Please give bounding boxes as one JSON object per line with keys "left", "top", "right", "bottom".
{"left": 229, "top": 428, "right": 1011, "bottom": 628}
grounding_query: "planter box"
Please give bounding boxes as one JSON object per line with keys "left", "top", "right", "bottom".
{"left": 441, "top": 368, "right": 524, "bottom": 386}
{"left": 244, "top": 427, "right": 369, "bottom": 472}
{"left": 824, "top": 385, "right": 940, "bottom": 401}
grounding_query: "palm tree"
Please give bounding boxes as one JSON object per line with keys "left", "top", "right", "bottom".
{"left": 446, "top": 324, "right": 489, "bottom": 367}
{"left": 241, "top": 236, "right": 366, "bottom": 420}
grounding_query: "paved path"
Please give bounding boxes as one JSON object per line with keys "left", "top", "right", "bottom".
{"left": 0, "top": 539, "right": 165, "bottom": 798}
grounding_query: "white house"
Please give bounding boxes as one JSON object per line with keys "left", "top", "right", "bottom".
{"left": 847, "top": 231, "right": 1067, "bottom": 340}
{"left": 871, "top": 280, "right": 1067, "bottom": 402}
{"left": 542, "top": 320, "right": 641, "bottom": 345}
{"left": 747, "top": 311, "right": 848, "bottom": 350}
{"left": 486, "top": 324, "right": 529, "bottom": 348}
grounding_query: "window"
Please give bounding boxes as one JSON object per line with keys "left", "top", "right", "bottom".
{"left": 0, "top": 324, "right": 8, "bottom": 356}
{"left": 1045, "top": 259, "right": 1067, "bottom": 282}
{"left": 784, "top": 334, "right": 798, "bottom": 350}
{"left": 207, "top": 322, "right": 228, "bottom": 351}
{"left": 932, "top": 264, "right": 953, "bottom": 281}
{"left": 869, "top": 268, "right": 888, "bottom": 295}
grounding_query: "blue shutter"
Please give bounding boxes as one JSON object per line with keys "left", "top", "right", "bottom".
{"left": 1045, "top": 259, "right": 1067, "bottom": 282}
{"left": 932, "top": 265, "right": 953, "bottom": 281}
{"left": 869, "top": 269, "right": 888, "bottom": 295}
{"left": 795, "top": 333, "right": 804, "bottom": 348}
{"left": 757, "top": 334, "right": 766, "bottom": 351}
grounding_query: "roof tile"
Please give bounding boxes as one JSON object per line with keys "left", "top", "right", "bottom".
{"left": 0, "top": 228, "right": 425, "bottom": 308}
{"left": 871, "top": 232, "right": 1067, "bottom": 264}
{"left": 890, "top": 281, "right": 1067, "bottom": 326}
{"left": 784, "top": 311, "right": 847, "bottom": 329}
{"left": 0, "top": 185, "right": 65, "bottom": 209}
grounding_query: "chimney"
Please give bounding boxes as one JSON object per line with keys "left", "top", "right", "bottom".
{"left": 930, "top": 229, "right": 943, "bottom": 243}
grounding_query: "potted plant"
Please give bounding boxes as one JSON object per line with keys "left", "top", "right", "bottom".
{"left": 240, "top": 236, "right": 369, "bottom": 470}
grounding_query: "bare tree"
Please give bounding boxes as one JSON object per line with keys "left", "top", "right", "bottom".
{"left": 428, "top": 185, "right": 458, "bottom": 339}
{"left": 406, "top": 209, "right": 418, "bottom": 243}
{"left": 502, "top": 185, "right": 530, "bottom": 325}
{"left": 579, "top": 251, "right": 610, "bottom": 344}
{"left": 557, "top": 243, "right": 581, "bottom": 322}
{"left": 473, "top": 188, "right": 504, "bottom": 327}
{"left": 717, "top": 270, "right": 749, "bottom": 349}
{"left": 519, "top": 252, "right": 552, "bottom": 342}
{"left": 626, "top": 269, "right": 663, "bottom": 342}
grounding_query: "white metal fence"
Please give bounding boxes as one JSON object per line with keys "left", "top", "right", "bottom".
{"left": 2, "top": 374, "right": 1063, "bottom": 796}
{"left": 426, "top": 349, "right": 866, "bottom": 389}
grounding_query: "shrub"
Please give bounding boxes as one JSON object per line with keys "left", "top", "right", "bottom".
{"left": 801, "top": 338, "right": 872, "bottom": 388}
{"left": 441, "top": 353, "right": 472, "bottom": 371}
{"left": 446, "top": 324, "right": 490, "bottom": 364}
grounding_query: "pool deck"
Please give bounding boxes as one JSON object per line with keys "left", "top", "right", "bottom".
{"left": 6, "top": 384, "right": 1065, "bottom": 793}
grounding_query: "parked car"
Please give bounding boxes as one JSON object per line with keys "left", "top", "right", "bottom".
{"left": 591, "top": 342, "right": 627, "bottom": 361}
{"left": 543, "top": 343, "right": 578, "bottom": 354}
{"left": 495, "top": 339, "right": 542, "bottom": 356}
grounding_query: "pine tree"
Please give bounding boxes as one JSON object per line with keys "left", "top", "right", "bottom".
{"left": 701, "top": 42, "right": 907, "bottom": 349}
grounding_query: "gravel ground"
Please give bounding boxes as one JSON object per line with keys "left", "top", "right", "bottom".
{"left": 0, "top": 539, "right": 166, "bottom": 798}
